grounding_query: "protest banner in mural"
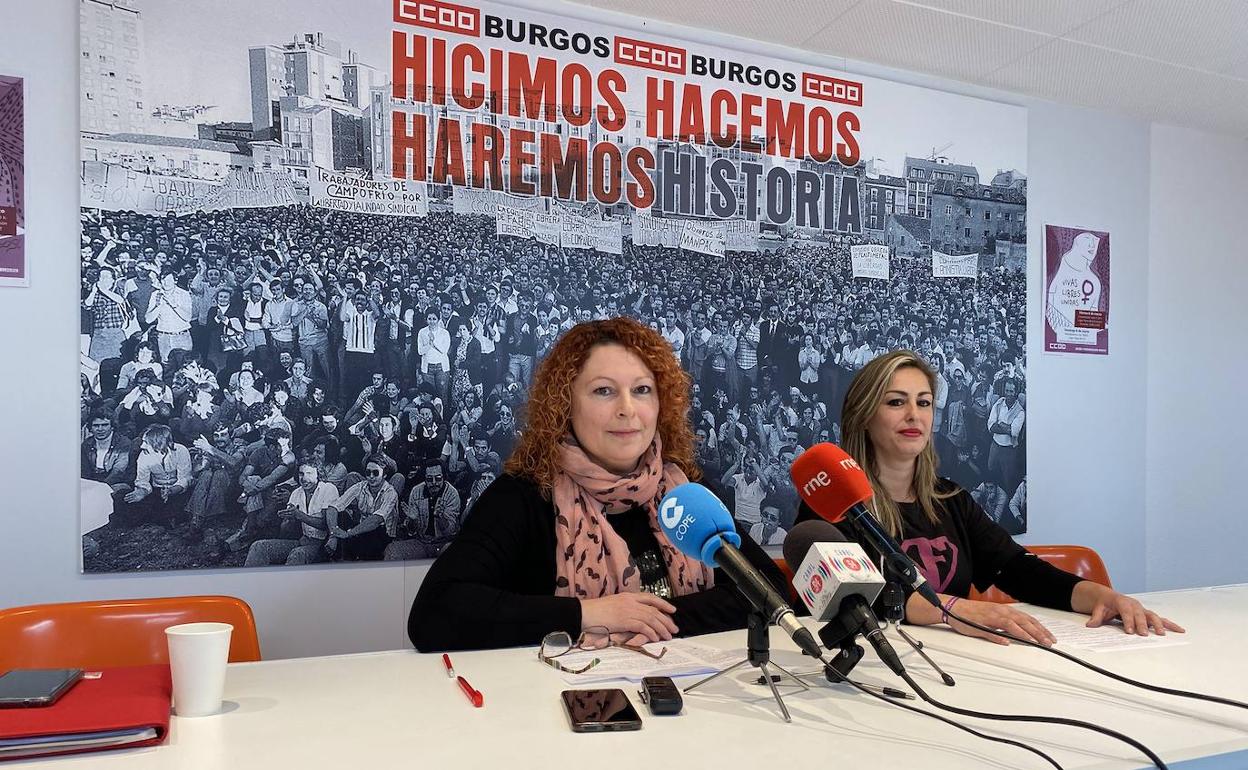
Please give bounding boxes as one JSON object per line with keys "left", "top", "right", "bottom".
{"left": 311, "top": 167, "right": 428, "bottom": 217}
{"left": 932, "top": 250, "right": 979, "bottom": 279}
{"left": 850, "top": 244, "right": 889, "bottom": 280}
{"left": 81, "top": 162, "right": 300, "bottom": 214}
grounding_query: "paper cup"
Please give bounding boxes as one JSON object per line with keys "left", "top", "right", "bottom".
{"left": 165, "top": 622, "right": 233, "bottom": 717}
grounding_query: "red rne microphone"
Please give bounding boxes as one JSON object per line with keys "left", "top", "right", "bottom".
{"left": 790, "top": 443, "right": 941, "bottom": 607}
{"left": 790, "top": 443, "right": 873, "bottom": 523}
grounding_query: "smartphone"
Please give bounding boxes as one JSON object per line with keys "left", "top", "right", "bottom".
{"left": 560, "top": 688, "right": 643, "bottom": 732}
{"left": 0, "top": 669, "right": 85, "bottom": 708}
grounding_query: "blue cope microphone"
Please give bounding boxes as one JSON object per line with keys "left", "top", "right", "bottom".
{"left": 658, "top": 483, "right": 823, "bottom": 659}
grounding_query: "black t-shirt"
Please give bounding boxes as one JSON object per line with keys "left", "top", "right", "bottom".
{"left": 795, "top": 479, "right": 1080, "bottom": 611}
{"left": 408, "top": 473, "right": 789, "bottom": 652}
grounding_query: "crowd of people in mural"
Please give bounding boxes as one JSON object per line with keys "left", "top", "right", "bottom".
{"left": 79, "top": 204, "right": 1026, "bottom": 570}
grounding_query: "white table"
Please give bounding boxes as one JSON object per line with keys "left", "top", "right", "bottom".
{"left": 17, "top": 586, "right": 1248, "bottom": 769}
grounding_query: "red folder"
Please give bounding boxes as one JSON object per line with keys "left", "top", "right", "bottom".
{"left": 0, "top": 665, "right": 171, "bottom": 761}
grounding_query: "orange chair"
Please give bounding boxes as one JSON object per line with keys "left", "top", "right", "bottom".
{"left": 971, "top": 546, "right": 1112, "bottom": 604}
{"left": 0, "top": 596, "right": 261, "bottom": 672}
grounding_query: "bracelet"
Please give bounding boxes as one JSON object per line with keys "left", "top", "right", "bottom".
{"left": 941, "top": 596, "right": 960, "bottom": 624}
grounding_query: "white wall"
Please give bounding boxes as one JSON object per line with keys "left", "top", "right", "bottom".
{"left": 1018, "top": 106, "right": 1153, "bottom": 592}
{"left": 1, "top": 0, "right": 1225, "bottom": 660}
{"left": 1145, "top": 125, "right": 1248, "bottom": 591}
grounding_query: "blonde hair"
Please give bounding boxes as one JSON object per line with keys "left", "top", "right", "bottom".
{"left": 841, "top": 350, "right": 955, "bottom": 537}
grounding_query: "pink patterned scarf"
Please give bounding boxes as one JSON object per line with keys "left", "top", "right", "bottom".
{"left": 552, "top": 436, "right": 715, "bottom": 599}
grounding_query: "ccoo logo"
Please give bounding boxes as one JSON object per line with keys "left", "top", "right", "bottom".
{"left": 659, "top": 497, "right": 684, "bottom": 529}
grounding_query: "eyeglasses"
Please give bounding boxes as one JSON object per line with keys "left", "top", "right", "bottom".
{"left": 538, "top": 625, "right": 667, "bottom": 675}
{"left": 366, "top": 468, "right": 385, "bottom": 478}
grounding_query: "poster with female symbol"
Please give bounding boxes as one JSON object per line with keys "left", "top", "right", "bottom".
{"left": 1044, "top": 224, "right": 1110, "bottom": 355}
{"left": 0, "top": 74, "right": 23, "bottom": 287}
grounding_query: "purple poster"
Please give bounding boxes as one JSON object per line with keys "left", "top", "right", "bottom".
{"left": 1044, "top": 224, "right": 1109, "bottom": 356}
{"left": 0, "top": 75, "right": 24, "bottom": 287}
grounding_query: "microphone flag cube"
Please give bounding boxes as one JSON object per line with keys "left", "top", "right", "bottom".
{"left": 795, "top": 541, "right": 886, "bottom": 621}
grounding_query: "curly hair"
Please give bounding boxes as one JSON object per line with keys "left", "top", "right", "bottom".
{"left": 505, "top": 317, "right": 701, "bottom": 497}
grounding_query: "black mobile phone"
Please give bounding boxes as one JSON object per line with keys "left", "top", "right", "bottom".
{"left": 0, "top": 669, "right": 85, "bottom": 708}
{"left": 561, "top": 688, "right": 643, "bottom": 732}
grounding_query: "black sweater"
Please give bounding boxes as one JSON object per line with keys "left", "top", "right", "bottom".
{"left": 795, "top": 480, "right": 1081, "bottom": 611}
{"left": 408, "top": 473, "right": 788, "bottom": 652}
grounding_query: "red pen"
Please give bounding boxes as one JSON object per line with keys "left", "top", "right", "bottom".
{"left": 441, "top": 653, "right": 455, "bottom": 678}
{"left": 457, "top": 675, "right": 484, "bottom": 708}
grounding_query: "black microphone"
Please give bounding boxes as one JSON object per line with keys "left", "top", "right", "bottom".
{"left": 880, "top": 582, "right": 907, "bottom": 624}
{"left": 782, "top": 520, "right": 905, "bottom": 676}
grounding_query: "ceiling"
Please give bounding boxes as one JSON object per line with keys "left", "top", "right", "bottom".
{"left": 570, "top": 0, "right": 1248, "bottom": 139}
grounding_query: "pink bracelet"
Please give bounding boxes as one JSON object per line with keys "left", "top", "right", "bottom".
{"left": 941, "top": 596, "right": 960, "bottom": 624}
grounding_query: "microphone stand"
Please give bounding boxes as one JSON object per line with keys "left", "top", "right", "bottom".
{"left": 683, "top": 610, "right": 809, "bottom": 723}
{"left": 881, "top": 581, "right": 956, "bottom": 687}
{"left": 892, "top": 626, "right": 956, "bottom": 687}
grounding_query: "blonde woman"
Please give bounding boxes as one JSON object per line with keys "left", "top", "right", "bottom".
{"left": 797, "top": 350, "right": 1182, "bottom": 645}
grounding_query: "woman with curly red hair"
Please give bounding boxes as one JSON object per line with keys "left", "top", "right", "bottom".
{"left": 408, "top": 317, "right": 786, "bottom": 652}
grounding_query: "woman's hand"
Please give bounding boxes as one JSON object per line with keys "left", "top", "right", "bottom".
{"left": 944, "top": 598, "right": 1057, "bottom": 647}
{"left": 1076, "top": 583, "right": 1185, "bottom": 636}
{"left": 580, "top": 593, "right": 678, "bottom": 643}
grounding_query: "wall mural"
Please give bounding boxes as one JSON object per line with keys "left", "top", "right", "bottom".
{"left": 78, "top": 0, "right": 1028, "bottom": 572}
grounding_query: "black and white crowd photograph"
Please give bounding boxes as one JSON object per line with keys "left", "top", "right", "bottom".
{"left": 79, "top": 202, "right": 1029, "bottom": 571}
{"left": 78, "top": 0, "right": 1029, "bottom": 573}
